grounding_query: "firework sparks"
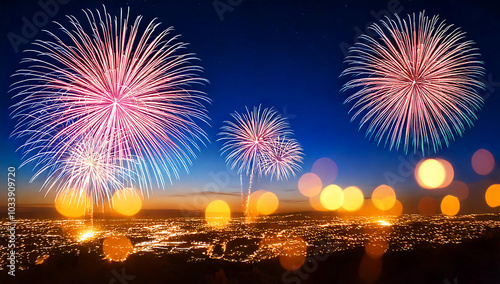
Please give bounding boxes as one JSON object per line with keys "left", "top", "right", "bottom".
{"left": 11, "top": 6, "right": 210, "bottom": 196}
{"left": 219, "top": 106, "right": 291, "bottom": 176}
{"left": 218, "top": 106, "right": 303, "bottom": 216}
{"left": 261, "top": 137, "right": 303, "bottom": 181}
{"left": 42, "top": 137, "right": 137, "bottom": 206}
{"left": 341, "top": 11, "right": 485, "bottom": 154}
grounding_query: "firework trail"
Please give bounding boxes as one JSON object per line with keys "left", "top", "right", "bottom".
{"left": 10, "top": 6, "right": 210, "bottom": 199}
{"left": 341, "top": 11, "right": 485, "bottom": 154}
{"left": 218, "top": 106, "right": 302, "bottom": 216}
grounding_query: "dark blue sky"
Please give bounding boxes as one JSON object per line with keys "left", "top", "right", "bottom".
{"left": 1, "top": 0, "right": 499, "bottom": 212}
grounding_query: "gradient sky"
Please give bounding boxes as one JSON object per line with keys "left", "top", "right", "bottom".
{"left": 1, "top": 0, "right": 499, "bottom": 213}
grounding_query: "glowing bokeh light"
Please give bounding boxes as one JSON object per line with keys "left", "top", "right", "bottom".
{"left": 279, "top": 236, "right": 307, "bottom": 271}
{"left": 257, "top": 192, "right": 279, "bottom": 215}
{"left": 112, "top": 188, "right": 142, "bottom": 216}
{"left": 103, "top": 235, "right": 134, "bottom": 262}
{"left": 320, "top": 184, "right": 344, "bottom": 210}
{"left": 247, "top": 190, "right": 267, "bottom": 217}
{"left": 298, "top": 173, "right": 322, "bottom": 197}
{"left": 205, "top": 200, "right": 231, "bottom": 228}
{"left": 446, "top": 180, "right": 470, "bottom": 201}
{"left": 309, "top": 193, "right": 327, "bottom": 211}
{"left": 485, "top": 184, "right": 500, "bottom": 208}
{"left": 472, "top": 149, "right": 495, "bottom": 175}
{"left": 435, "top": 159, "right": 454, "bottom": 188}
{"left": 55, "top": 188, "right": 89, "bottom": 218}
{"left": 371, "top": 185, "right": 396, "bottom": 211}
{"left": 358, "top": 253, "right": 382, "bottom": 283}
{"left": 342, "top": 186, "right": 364, "bottom": 212}
{"left": 356, "top": 200, "right": 384, "bottom": 217}
{"left": 415, "top": 159, "right": 446, "bottom": 189}
{"left": 440, "top": 195, "right": 460, "bottom": 216}
{"left": 311, "top": 157, "right": 338, "bottom": 185}
{"left": 418, "top": 196, "right": 438, "bottom": 216}
{"left": 365, "top": 239, "right": 389, "bottom": 259}
{"left": 385, "top": 199, "right": 403, "bottom": 216}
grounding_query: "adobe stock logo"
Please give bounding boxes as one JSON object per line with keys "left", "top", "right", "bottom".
{"left": 213, "top": 0, "right": 243, "bottom": 22}
{"left": 338, "top": 0, "right": 404, "bottom": 57}
{"left": 7, "top": 0, "right": 70, "bottom": 53}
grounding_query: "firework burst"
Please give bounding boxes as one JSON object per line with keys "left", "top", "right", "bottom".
{"left": 218, "top": 106, "right": 291, "bottom": 176}
{"left": 261, "top": 137, "right": 303, "bottom": 181}
{"left": 11, "top": 6, "right": 210, "bottom": 195}
{"left": 341, "top": 11, "right": 485, "bottom": 154}
{"left": 43, "top": 137, "right": 137, "bottom": 206}
{"left": 218, "top": 106, "right": 303, "bottom": 216}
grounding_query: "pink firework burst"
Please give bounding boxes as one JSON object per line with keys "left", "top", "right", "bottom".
{"left": 261, "top": 137, "right": 303, "bottom": 181}
{"left": 218, "top": 106, "right": 303, "bottom": 216}
{"left": 11, "top": 6, "right": 210, "bottom": 193}
{"left": 218, "top": 106, "right": 292, "bottom": 177}
{"left": 341, "top": 11, "right": 485, "bottom": 154}
{"left": 42, "top": 137, "right": 136, "bottom": 206}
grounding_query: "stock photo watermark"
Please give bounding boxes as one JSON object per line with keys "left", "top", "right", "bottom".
{"left": 109, "top": 267, "right": 135, "bottom": 284}
{"left": 443, "top": 276, "right": 458, "bottom": 284}
{"left": 178, "top": 168, "right": 235, "bottom": 216}
{"left": 7, "top": 167, "right": 17, "bottom": 276}
{"left": 282, "top": 105, "right": 298, "bottom": 120}
{"left": 384, "top": 152, "right": 423, "bottom": 187}
{"left": 7, "top": 0, "right": 70, "bottom": 53}
{"left": 213, "top": 0, "right": 244, "bottom": 22}
{"left": 338, "top": 0, "right": 404, "bottom": 57}
{"left": 480, "top": 73, "right": 500, "bottom": 100}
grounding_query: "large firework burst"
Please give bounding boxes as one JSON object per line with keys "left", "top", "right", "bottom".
{"left": 341, "top": 11, "right": 485, "bottom": 154}
{"left": 218, "top": 106, "right": 303, "bottom": 216}
{"left": 11, "top": 7, "right": 210, "bottom": 196}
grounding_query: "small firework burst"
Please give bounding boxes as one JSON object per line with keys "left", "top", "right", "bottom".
{"left": 218, "top": 105, "right": 291, "bottom": 176}
{"left": 43, "top": 137, "right": 138, "bottom": 205}
{"left": 218, "top": 106, "right": 303, "bottom": 216}
{"left": 261, "top": 137, "right": 304, "bottom": 181}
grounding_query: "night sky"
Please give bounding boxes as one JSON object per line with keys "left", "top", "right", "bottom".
{"left": 1, "top": 0, "right": 499, "bottom": 213}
